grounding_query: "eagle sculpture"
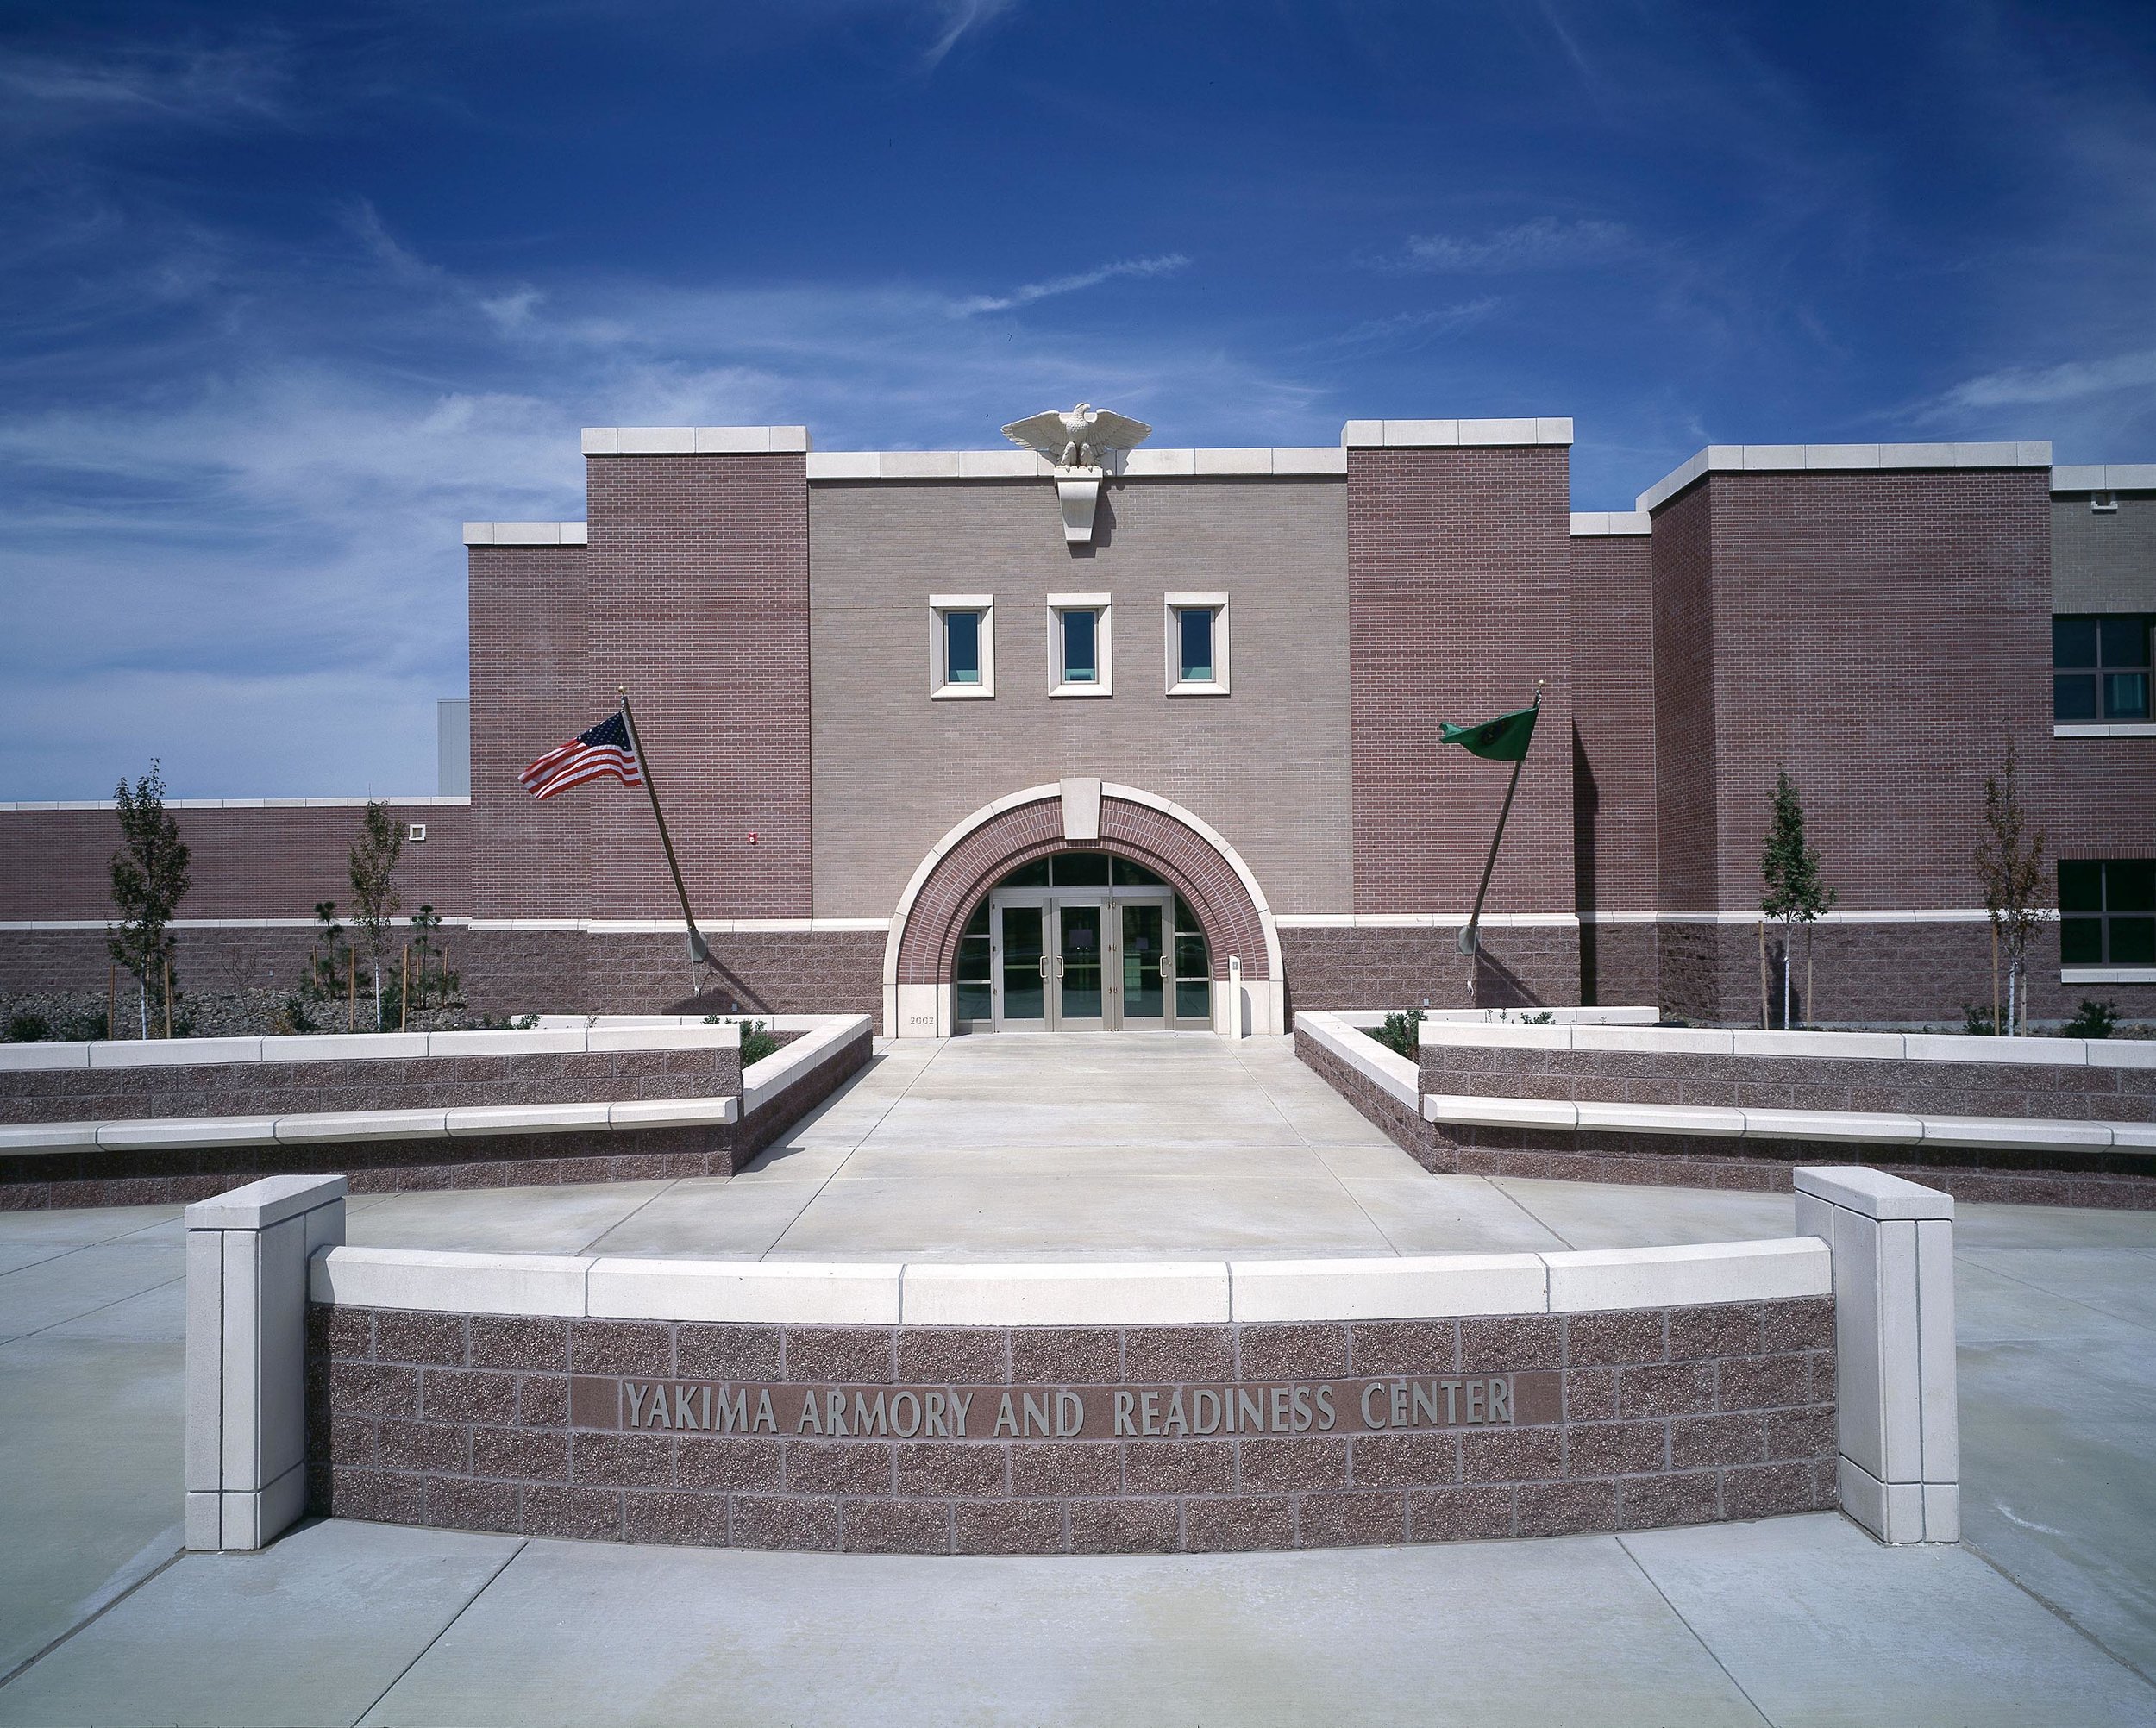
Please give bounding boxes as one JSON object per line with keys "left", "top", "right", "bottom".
{"left": 1001, "top": 403, "right": 1153, "bottom": 469}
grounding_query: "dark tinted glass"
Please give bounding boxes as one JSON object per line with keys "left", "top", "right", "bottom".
{"left": 2054, "top": 674, "right": 2099, "bottom": 720}
{"left": 2053, "top": 617, "right": 2101, "bottom": 667}
{"left": 2060, "top": 917, "right": 2104, "bottom": 965}
{"left": 2098, "top": 617, "right": 2150, "bottom": 668}
{"left": 999, "top": 859, "right": 1051, "bottom": 888}
{"left": 1051, "top": 851, "right": 1112, "bottom": 886}
{"left": 2110, "top": 860, "right": 2156, "bottom": 912}
{"left": 1062, "top": 609, "right": 1098, "bottom": 680}
{"left": 1112, "top": 857, "right": 1165, "bottom": 885}
{"left": 2113, "top": 918, "right": 2156, "bottom": 965}
{"left": 2059, "top": 861, "right": 2104, "bottom": 913}
{"left": 962, "top": 902, "right": 990, "bottom": 936}
{"left": 1178, "top": 608, "right": 1213, "bottom": 679}
{"left": 2104, "top": 672, "right": 2150, "bottom": 720}
{"left": 943, "top": 610, "right": 981, "bottom": 682}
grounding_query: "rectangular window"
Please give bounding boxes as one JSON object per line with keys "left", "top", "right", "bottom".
{"left": 1062, "top": 610, "right": 1099, "bottom": 681}
{"left": 1164, "top": 592, "right": 1231, "bottom": 695}
{"left": 2061, "top": 859, "right": 2156, "bottom": 967}
{"left": 930, "top": 595, "right": 994, "bottom": 698}
{"left": 1048, "top": 594, "right": 1112, "bottom": 696}
{"left": 2054, "top": 614, "right": 2152, "bottom": 723}
{"left": 944, "top": 610, "right": 981, "bottom": 683}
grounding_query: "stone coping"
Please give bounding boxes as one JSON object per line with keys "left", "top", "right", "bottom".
{"left": 1422, "top": 1093, "right": 2156, "bottom": 1154}
{"left": 310, "top": 1237, "right": 1830, "bottom": 1327}
{"left": 0, "top": 1016, "right": 872, "bottom": 1158}
{"left": 0, "top": 1095, "right": 741, "bottom": 1159}
{"left": 1636, "top": 441, "right": 2052, "bottom": 513}
{"left": 0, "top": 1020, "right": 746, "bottom": 1074}
{"left": 1413, "top": 1017, "right": 2156, "bottom": 1072}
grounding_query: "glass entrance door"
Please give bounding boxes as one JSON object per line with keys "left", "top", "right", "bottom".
{"left": 1056, "top": 903, "right": 1106, "bottom": 1029}
{"left": 1000, "top": 904, "right": 1045, "bottom": 1025}
{"left": 979, "top": 855, "right": 1207, "bottom": 1034}
{"left": 1119, "top": 901, "right": 1168, "bottom": 1028}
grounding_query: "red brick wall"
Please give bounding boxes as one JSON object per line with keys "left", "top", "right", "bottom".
{"left": 1656, "top": 467, "right": 2053, "bottom": 911}
{"left": 1651, "top": 485, "right": 1718, "bottom": 911}
{"left": 469, "top": 544, "right": 591, "bottom": 921}
{"left": 1347, "top": 447, "right": 1574, "bottom": 916}
{"left": 0, "top": 805, "right": 468, "bottom": 922}
{"left": 1569, "top": 535, "right": 1658, "bottom": 917}
{"left": 584, "top": 454, "right": 812, "bottom": 919}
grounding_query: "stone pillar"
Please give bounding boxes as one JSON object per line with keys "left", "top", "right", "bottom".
{"left": 1794, "top": 1165, "right": 1958, "bottom": 1543}
{"left": 185, "top": 1174, "right": 347, "bottom": 1551}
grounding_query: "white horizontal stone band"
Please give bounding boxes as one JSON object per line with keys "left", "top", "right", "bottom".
{"left": 1413, "top": 1017, "right": 2156, "bottom": 1071}
{"left": 1636, "top": 441, "right": 2052, "bottom": 513}
{"left": 0, "top": 1094, "right": 740, "bottom": 1160}
{"left": 2052, "top": 463, "right": 2156, "bottom": 491}
{"left": 1294, "top": 1011, "right": 1418, "bottom": 1110}
{"left": 1422, "top": 1093, "right": 2156, "bottom": 1153}
{"left": 1569, "top": 510, "right": 1651, "bottom": 535}
{"left": 467, "top": 917, "right": 889, "bottom": 934}
{"left": 2054, "top": 723, "right": 2156, "bottom": 739}
{"left": 308, "top": 1234, "right": 1827, "bottom": 1325}
{"left": 1274, "top": 912, "right": 1579, "bottom": 929}
{"left": 0, "top": 1019, "right": 748, "bottom": 1074}
{"left": 0, "top": 798, "right": 462, "bottom": 813}
{"left": 461, "top": 523, "right": 586, "bottom": 547}
{"left": 805, "top": 448, "right": 1348, "bottom": 480}
{"left": 582, "top": 426, "right": 811, "bottom": 455}
{"left": 1341, "top": 418, "right": 1574, "bottom": 448}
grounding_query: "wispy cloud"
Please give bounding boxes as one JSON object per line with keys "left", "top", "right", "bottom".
{"left": 956, "top": 253, "right": 1190, "bottom": 316}
{"left": 1395, "top": 217, "right": 1631, "bottom": 273}
{"left": 0, "top": 42, "right": 292, "bottom": 140}
{"left": 1312, "top": 299, "right": 1501, "bottom": 355}
{"left": 1922, "top": 347, "right": 2156, "bottom": 413}
{"left": 919, "top": 0, "right": 1024, "bottom": 70}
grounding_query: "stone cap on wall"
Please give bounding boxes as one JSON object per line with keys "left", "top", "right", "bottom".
{"left": 310, "top": 1234, "right": 1830, "bottom": 1326}
{"left": 580, "top": 426, "right": 812, "bottom": 454}
{"left": 1342, "top": 418, "right": 1573, "bottom": 448}
{"left": 2052, "top": 463, "right": 2156, "bottom": 492}
{"left": 461, "top": 522, "right": 587, "bottom": 546}
{"left": 1411, "top": 1016, "right": 2156, "bottom": 1072}
{"left": 0, "top": 1019, "right": 744, "bottom": 1074}
{"left": 1636, "top": 441, "right": 2053, "bottom": 514}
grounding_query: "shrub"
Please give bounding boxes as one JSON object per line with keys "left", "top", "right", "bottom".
{"left": 1366, "top": 1008, "right": 1425, "bottom": 1059}
{"left": 1961, "top": 1004, "right": 1998, "bottom": 1037}
{"left": 740, "top": 1018, "right": 780, "bottom": 1065}
{"left": 2064, "top": 999, "right": 2119, "bottom": 1040}
{"left": 5, "top": 1011, "right": 51, "bottom": 1043}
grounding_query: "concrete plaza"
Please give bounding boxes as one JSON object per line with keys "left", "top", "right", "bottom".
{"left": 2, "top": 1034, "right": 2153, "bottom": 1724}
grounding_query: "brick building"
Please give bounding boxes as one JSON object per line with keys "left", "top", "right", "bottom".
{"left": 3, "top": 421, "right": 2151, "bottom": 1034}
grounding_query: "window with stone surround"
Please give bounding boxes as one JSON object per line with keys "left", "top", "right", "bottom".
{"left": 1164, "top": 592, "right": 1231, "bottom": 696}
{"left": 2053, "top": 615, "right": 2151, "bottom": 723}
{"left": 931, "top": 595, "right": 993, "bottom": 698}
{"left": 1048, "top": 594, "right": 1112, "bottom": 697}
{"left": 2061, "top": 859, "right": 2155, "bottom": 967}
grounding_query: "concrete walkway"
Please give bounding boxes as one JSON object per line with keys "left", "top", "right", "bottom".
{"left": 335, "top": 1032, "right": 1798, "bottom": 1262}
{"left": 1, "top": 1034, "right": 2153, "bottom": 1722}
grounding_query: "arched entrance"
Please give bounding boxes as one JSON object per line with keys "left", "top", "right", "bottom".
{"left": 882, "top": 779, "right": 1284, "bottom": 1038}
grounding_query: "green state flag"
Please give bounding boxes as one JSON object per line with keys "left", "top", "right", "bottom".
{"left": 1439, "top": 704, "right": 1539, "bottom": 761}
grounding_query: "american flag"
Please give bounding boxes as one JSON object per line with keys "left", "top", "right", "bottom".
{"left": 520, "top": 711, "right": 644, "bottom": 800}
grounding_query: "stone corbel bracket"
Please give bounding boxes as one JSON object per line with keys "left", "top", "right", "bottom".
{"left": 1055, "top": 466, "right": 1106, "bottom": 545}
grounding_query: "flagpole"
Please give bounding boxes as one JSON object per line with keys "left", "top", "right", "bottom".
{"left": 1457, "top": 684, "right": 1544, "bottom": 960}
{"left": 617, "top": 689, "right": 711, "bottom": 994}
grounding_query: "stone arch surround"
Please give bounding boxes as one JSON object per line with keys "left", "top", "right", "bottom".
{"left": 881, "top": 783, "right": 1285, "bottom": 1037}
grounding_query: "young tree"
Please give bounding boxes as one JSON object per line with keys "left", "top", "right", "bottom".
{"left": 1759, "top": 767, "right": 1836, "bottom": 1029}
{"left": 348, "top": 802, "right": 404, "bottom": 1030}
{"left": 1975, "top": 738, "right": 2047, "bottom": 1036}
{"left": 107, "top": 761, "right": 191, "bottom": 1038}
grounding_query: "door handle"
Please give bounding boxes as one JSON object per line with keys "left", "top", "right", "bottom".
{"left": 1038, "top": 958, "right": 1048, "bottom": 979}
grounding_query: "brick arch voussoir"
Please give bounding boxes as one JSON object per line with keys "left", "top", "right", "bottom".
{"left": 894, "top": 796, "right": 1269, "bottom": 987}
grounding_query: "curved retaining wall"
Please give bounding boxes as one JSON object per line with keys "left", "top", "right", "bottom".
{"left": 307, "top": 1293, "right": 1838, "bottom": 1555}
{"left": 186, "top": 1168, "right": 1956, "bottom": 1556}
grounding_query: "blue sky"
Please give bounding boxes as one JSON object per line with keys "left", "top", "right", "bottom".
{"left": 4, "top": 0, "right": 2153, "bottom": 798}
